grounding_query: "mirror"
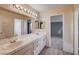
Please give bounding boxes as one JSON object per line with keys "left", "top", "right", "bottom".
{"left": 14, "top": 18, "right": 29, "bottom": 36}
{"left": 0, "top": 17, "right": 33, "bottom": 39}
{"left": 14, "top": 18, "right": 33, "bottom": 36}
{"left": 0, "top": 8, "right": 34, "bottom": 39}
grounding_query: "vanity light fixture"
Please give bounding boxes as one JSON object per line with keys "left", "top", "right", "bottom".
{"left": 13, "top": 4, "right": 19, "bottom": 9}
{"left": 13, "top": 4, "right": 38, "bottom": 17}
{"left": 25, "top": 8, "right": 28, "bottom": 13}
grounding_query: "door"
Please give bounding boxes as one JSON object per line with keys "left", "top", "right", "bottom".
{"left": 27, "top": 20, "right": 32, "bottom": 34}
{"left": 51, "top": 15, "right": 63, "bottom": 50}
{"left": 14, "top": 19, "right": 22, "bottom": 36}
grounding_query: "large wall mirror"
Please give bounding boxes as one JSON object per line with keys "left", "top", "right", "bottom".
{"left": 0, "top": 16, "right": 33, "bottom": 39}
{"left": 0, "top": 7, "right": 34, "bottom": 39}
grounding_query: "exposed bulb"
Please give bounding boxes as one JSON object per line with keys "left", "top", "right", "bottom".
{"left": 13, "top": 4, "right": 37, "bottom": 17}
{"left": 23, "top": 8, "right": 26, "bottom": 12}
{"left": 20, "top": 6, "right": 23, "bottom": 10}
{"left": 15, "top": 4, "right": 19, "bottom": 9}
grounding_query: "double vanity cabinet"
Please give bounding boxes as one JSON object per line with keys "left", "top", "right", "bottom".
{"left": 0, "top": 32, "right": 47, "bottom": 55}
{"left": 12, "top": 35, "right": 47, "bottom": 55}
{"left": 34, "top": 35, "right": 47, "bottom": 55}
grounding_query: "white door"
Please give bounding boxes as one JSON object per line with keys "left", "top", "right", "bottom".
{"left": 14, "top": 19, "right": 22, "bottom": 36}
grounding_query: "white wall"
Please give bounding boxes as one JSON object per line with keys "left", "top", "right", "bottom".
{"left": 0, "top": 16, "right": 4, "bottom": 39}
{"left": 0, "top": 17, "right": 2, "bottom": 33}
{"left": 39, "top": 6, "right": 74, "bottom": 53}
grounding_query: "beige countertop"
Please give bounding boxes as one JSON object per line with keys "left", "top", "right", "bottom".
{"left": 0, "top": 31, "right": 46, "bottom": 55}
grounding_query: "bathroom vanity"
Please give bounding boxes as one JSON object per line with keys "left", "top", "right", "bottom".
{"left": 0, "top": 4, "right": 47, "bottom": 55}
{"left": 0, "top": 31, "right": 47, "bottom": 55}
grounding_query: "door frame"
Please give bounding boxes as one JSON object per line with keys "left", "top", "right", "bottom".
{"left": 74, "top": 8, "right": 79, "bottom": 55}
{"left": 50, "top": 13, "right": 64, "bottom": 49}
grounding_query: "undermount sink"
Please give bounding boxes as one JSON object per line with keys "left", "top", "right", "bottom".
{"left": 0, "top": 40, "right": 23, "bottom": 51}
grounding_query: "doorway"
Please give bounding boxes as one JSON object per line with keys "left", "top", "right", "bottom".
{"left": 50, "top": 15, "right": 63, "bottom": 50}
{"left": 14, "top": 18, "right": 22, "bottom": 36}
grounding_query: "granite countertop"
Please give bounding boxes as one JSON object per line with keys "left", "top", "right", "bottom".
{"left": 0, "top": 31, "right": 46, "bottom": 55}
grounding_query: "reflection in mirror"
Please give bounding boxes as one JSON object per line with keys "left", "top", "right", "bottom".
{"left": 14, "top": 18, "right": 22, "bottom": 36}
{"left": 0, "top": 8, "right": 33, "bottom": 39}
{"left": 14, "top": 18, "right": 33, "bottom": 36}
{"left": 40, "top": 21, "right": 43, "bottom": 29}
{"left": 35, "top": 20, "right": 44, "bottom": 29}
{"left": 0, "top": 16, "right": 33, "bottom": 39}
{"left": 35, "top": 20, "right": 39, "bottom": 29}
{"left": 27, "top": 19, "right": 32, "bottom": 34}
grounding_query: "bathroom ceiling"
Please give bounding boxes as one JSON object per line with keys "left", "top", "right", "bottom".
{"left": 29, "top": 4, "right": 71, "bottom": 12}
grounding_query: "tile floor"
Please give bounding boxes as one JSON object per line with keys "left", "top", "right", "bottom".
{"left": 40, "top": 37, "right": 73, "bottom": 55}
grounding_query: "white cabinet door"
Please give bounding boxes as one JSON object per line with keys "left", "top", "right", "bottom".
{"left": 34, "top": 36, "right": 46, "bottom": 55}
{"left": 40, "top": 36, "right": 46, "bottom": 50}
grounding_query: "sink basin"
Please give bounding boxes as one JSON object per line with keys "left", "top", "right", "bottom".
{"left": 0, "top": 41, "right": 23, "bottom": 51}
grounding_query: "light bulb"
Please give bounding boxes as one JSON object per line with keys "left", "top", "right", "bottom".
{"left": 13, "top": 4, "right": 37, "bottom": 17}
{"left": 23, "top": 8, "right": 26, "bottom": 12}
{"left": 15, "top": 4, "right": 19, "bottom": 9}
{"left": 30, "top": 11, "right": 32, "bottom": 15}
{"left": 36, "top": 14, "right": 37, "bottom": 17}
{"left": 20, "top": 6, "right": 23, "bottom": 10}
